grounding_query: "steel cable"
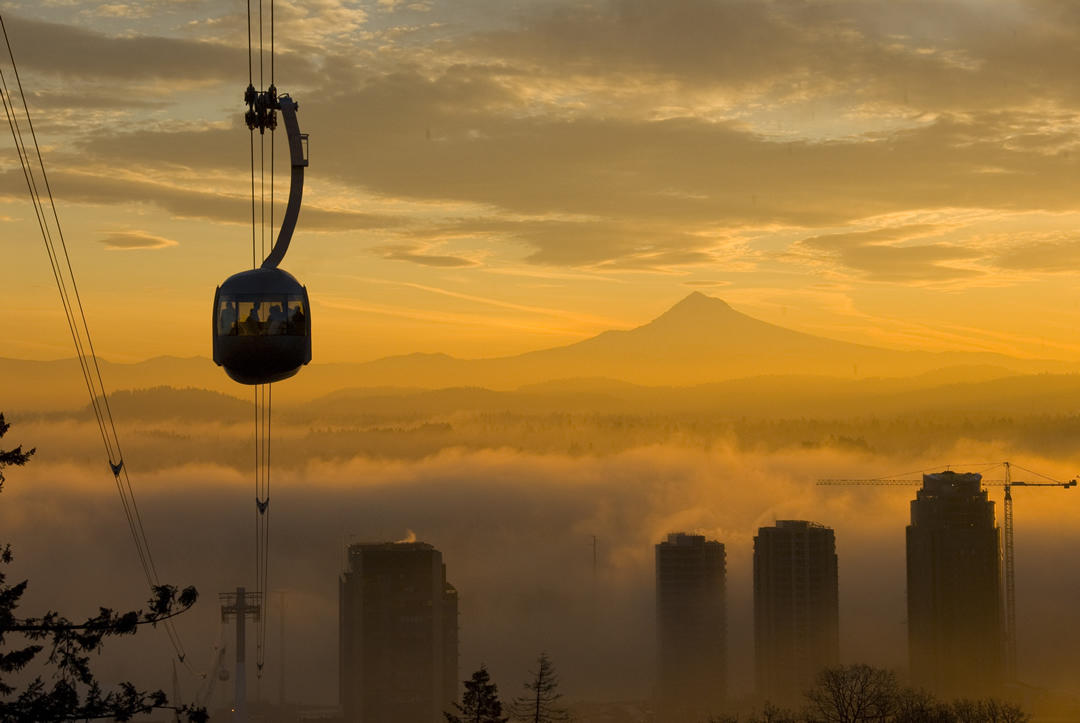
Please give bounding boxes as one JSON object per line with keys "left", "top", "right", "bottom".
{"left": 247, "top": 0, "right": 274, "bottom": 678}
{"left": 0, "top": 12, "right": 192, "bottom": 672}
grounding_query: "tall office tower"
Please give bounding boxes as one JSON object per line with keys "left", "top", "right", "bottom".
{"left": 655, "top": 532, "right": 726, "bottom": 722}
{"left": 753, "top": 520, "right": 839, "bottom": 704}
{"left": 907, "top": 472, "right": 1003, "bottom": 698}
{"left": 340, "top": 541, "right": 459, "bottom": 723}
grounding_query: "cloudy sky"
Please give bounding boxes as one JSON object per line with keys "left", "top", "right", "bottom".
{"left": 3, "top": 0, "right": 1080, "bottom": 362}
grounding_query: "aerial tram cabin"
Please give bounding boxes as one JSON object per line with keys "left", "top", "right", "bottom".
{"left": 213, "top": 267, "right": 310, "bottom": 384}
{"left": 213, "top": 92, "right": 311, "bottom": 384}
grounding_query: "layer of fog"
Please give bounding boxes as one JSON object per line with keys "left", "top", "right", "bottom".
{"left": 3, "top": 439, "right": 1080, "bottom": 711}
{"left": 17, "top": 405, "right": 1080, "bottom": 475}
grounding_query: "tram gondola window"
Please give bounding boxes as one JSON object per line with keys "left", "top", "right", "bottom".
{"left": 217, "top": 295, "right": 308, "bottom": 337}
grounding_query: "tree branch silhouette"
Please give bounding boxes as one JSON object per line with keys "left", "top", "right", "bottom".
{"left": 0, "top": 413, "right": 206, "bottom": 722}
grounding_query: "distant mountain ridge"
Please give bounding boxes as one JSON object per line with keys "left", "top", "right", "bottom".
{"left": 20, "top": 371, "right": 1080, "bottom": 424}
{"left": 2, "top": 293, "right": 1076, "bottom": 410}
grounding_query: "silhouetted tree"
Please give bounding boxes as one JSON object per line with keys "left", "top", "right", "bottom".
{"left": 510, "top": 652, "right": 570, "bottom": 722}
{"left": 893, "top": 686, "right": 953, "bottom": 723}
{"left": 706, "top": 703, "right": 799, "bottom": 723}
{"left": 0, "top": 413, "right": 205, "bottom": 721}
{"left": 950, "top": 698, "right": 1028, "bottom": 723}
{"left": 446, "top": 665, "right": 508, "bottom": 723}
{"left": 0, "top": 413, "right": 33, "bottom": 489}
{"left": 758, "top": 703, "right": 800, "bottom": 723}
{"left": 710, "top": 665, "right": 1029, "bottom": 723}
{"left": 804, "top": 664, "right": 899, "bottom": 723}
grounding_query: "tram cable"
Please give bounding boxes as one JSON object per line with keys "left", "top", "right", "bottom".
{"left": 262, "top": 0, "right": 276, "bottom": 678}
{"left": 246, "top": 0, "right": 277, "bottom": 678}
{"left": 0, "top": 13, "right": 194, "bottom": 673}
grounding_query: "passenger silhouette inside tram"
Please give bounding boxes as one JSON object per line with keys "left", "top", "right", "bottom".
{"left": 268, "top": 304, "right": 286, "bottom": 335}
{"left": 219, "top": 300, "right": 239, "bottom": 336}
{"left": 243, "top": 301, "right": 262, "bottom": 336}
{"left": 289, "top": 304, "right": 306, "bottom": 335}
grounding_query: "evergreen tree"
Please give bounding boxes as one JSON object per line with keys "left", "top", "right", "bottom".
{"left": 0, "top": 413, "right": 33, "bottom": 489}
{"left": 446, "top": 664, "right": 509, "bottom": 723}
{"left": 0, "top": 413, "right": 205, "bottom": 721}
{"left": 510, "top": 652, "right": 570, "bottom": 722}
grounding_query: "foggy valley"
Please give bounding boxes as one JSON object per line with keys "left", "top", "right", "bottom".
{"left": 5, "top": 302, "right": 1080, "bottom": 718}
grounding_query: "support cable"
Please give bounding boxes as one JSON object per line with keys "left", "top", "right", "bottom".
{"left": 261, "top": 119, "right": 266, "bottom": 259}
{"left": 246, "top": 0, "right": 253, "bottom": 86}
{"left": 263, "top": 1, "right": 275, "bottom": 672}
{"left": 1011, "top": 463, "right": 1063, "bottom": 483}
{"left": 259, "top": 0, "right": 264, "bottom": 93}
{"left": 246, "top": 0, "right": 275, "bottom": 679}
{"left": 0, "top": 13, "right": 191, "bottom": 671}
{"left": 250, "top": 130, "right": 257, "bottom": 268}
{"left": 254, "top": 382, "right": 271, "bottom": 675}
{"left": 0, "top": 73, "right": 107, "bottom": 464}
{"left": 267, "top": 112, "right": 272, "bottom": 246}
{"left": 0, "top": 16, "right": 147, "bottom": 608}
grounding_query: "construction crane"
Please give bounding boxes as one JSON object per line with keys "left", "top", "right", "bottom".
{"left": 818, "top": 461, "right": 1076, "bottom": 681}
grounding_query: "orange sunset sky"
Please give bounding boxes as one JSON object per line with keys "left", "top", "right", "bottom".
{"left": 3, "top": 0, "right": 1080, "bottom": 365}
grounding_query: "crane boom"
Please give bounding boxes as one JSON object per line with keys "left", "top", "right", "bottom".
{"left": 818, "top": 478, "right": 1075, "bottom": 488}
{"left": 818, "top": 479, "right": 922, "bottom": 485}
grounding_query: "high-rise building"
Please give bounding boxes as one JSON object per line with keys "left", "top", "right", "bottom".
{"left": 907, "top": 472, "right": 1003, "bottom": 697}
{"left": 655, "top": 532, "right": 726, "bottom": 722}
{"left": 339, "top": 541, "right": 459, "bottom": 723}
{"left": 753, "top": 520, "right": 839, "bottom": 704}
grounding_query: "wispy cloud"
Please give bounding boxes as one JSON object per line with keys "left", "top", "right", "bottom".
{"left": 367, "top": 278, "right": 626, "bottom": 328}
{"left": 796, "top": 224, "right": 984, "bottom": 283}
{"left": 319, "top": 296, "right": 596, "bottom": 338}
{"left": 374, "top": 243, "right": 479, "bottom": 267}
{"left": 97, "top": 230, "right": 178, "bottom": 250}
{"left": 994, "top": 237, "right": 1080, "bottom": 273}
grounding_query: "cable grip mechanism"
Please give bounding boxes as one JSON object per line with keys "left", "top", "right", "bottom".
{"left": 244, "top": 84, "right": 278, "bottom": 134}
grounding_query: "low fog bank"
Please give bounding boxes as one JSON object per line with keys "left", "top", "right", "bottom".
{"left": 16, "top": 404, "right": 1080, "bottom": 476}
{"left": 3, "top": 444, "right": 1080, "bottom": 709}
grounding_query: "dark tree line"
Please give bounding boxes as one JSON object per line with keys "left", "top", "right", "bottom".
{"left": 0, "top": 413, "right": 206, "bottom": 721}
{"left": 710, "top": 664, "right": 1028, "bottom": 723}
{"left": 444, "top": 648, "right": 1029, "bottom": 723}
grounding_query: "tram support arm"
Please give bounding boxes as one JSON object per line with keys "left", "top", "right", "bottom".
{"left": 262, "top": 95, "right": 307, "bottom": 270}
